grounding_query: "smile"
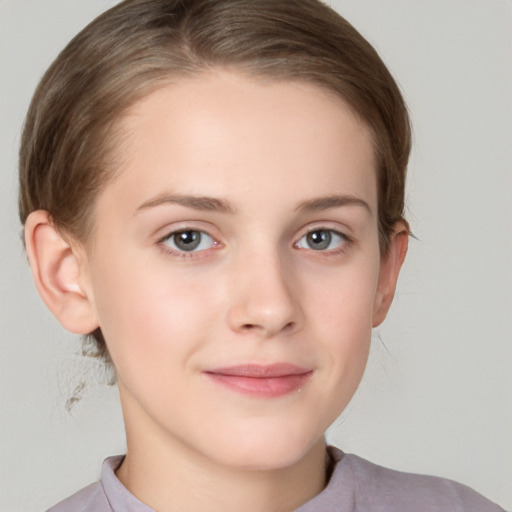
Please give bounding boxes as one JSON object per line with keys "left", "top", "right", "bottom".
{"left": 203, "top": 363, "right": 313, "bottom": 398}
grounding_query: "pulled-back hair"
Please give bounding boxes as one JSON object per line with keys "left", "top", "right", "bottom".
{"left": 19, "top": 0, "right": 411, "bottom": 362}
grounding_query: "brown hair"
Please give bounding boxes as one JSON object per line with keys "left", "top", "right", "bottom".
{"left": 19, "top": 0, "right": 411, "bottom": 361}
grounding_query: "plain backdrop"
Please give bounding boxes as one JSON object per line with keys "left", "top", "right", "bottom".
{"left": 1, "top": 1, "right": 511, "bottom": 511}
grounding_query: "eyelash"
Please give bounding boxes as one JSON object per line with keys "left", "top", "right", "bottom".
{"left": 294, "top": 228, "right": 350, "bottom": 255}
{"left": 158, "top": 229, "right": 221, "bottom": 259}
{"left": 157, "top": 227, "right": 351, "bottom": 259}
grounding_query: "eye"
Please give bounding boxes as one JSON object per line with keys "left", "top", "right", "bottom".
{"left": 295, "top": 229, "right": 347, "bottom": 251}
{"left": 161, "top": 230, "right": 216, "bottom": 253}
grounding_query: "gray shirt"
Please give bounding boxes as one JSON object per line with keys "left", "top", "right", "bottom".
{"left": 46, "top": 446, "right": 505, "bottom": 511}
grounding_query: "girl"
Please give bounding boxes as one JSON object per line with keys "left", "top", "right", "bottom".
{"left": 17, "top": 0, "right": 507, "bottom": 511}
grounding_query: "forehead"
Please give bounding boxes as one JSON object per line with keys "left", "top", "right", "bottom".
{"left": 102, "top": 71, "right": 377, "bottom": 216}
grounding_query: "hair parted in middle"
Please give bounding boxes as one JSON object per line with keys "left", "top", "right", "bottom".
{"left": 19, "top": 0, "right": 411, "bottom": 361}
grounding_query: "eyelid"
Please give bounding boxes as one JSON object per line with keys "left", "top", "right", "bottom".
{"left": 295, "top": 221, "right": 352, "bottom": 241}
{"left": 159, "top": 229, "right": 214, "bottom": 246}
{"left": 293, "top": 225, "right": 352, "bottom": 253}
{"left": 152, "top": 219, "right": 220, "bottom": 242}
{"left": 153, "top": 221, "right": 353, "bottom": 258}
{"left": 156, "top": 224, "right": 223, "bottom": 259}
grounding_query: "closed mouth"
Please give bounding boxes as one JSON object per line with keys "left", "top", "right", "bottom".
{"left": 203, "top": 363, "right": 313, "bottom": 397}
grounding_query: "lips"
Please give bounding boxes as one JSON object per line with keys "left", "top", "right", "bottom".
{"left": 203, "top": 363, "right": 313, "bottom": 398}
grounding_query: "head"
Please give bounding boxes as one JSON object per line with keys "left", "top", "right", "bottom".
{"left": 19, "top": 0, "right": 411, "bottom": 361}
{"left": 20, "top": 0, "right": 410, "bottom": 470}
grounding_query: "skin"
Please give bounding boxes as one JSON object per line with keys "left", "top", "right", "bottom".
{"left": 25, "top": 71, "right": 407, "bottom": 512}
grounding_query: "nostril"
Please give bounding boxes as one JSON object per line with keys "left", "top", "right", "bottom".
{"left": 238, "top": 320, "right": 297, "bottom": 335}
{"left": 282, "top": 321, "right": 295, "bottom": 332}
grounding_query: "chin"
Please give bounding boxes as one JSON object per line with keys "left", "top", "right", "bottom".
{"left": 205, "top": 426, "right": 325, "bottom": 472}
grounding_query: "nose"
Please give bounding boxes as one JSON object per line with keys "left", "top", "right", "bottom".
{"left": 226, "top": 251, "right": 304, "bottom": 338}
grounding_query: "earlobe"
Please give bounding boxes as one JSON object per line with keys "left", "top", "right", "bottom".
{"left": 372, "top": 223, "right": 409, "bottom": 327}
{"left": 24, "top": 210, "right": 99, "bottom": 334}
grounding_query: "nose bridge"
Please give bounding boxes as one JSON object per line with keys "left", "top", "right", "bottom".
{"left": 227, "top": 244, "right": 303, "bottom": 337}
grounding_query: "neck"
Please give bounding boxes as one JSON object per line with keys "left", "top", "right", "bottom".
{"left": 117, "top": 432, "right": 328, "bottom": 512}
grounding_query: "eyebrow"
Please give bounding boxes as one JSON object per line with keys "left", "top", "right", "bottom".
{"left": 296, "top": 194, "right": 372, "bottom": 214}
{"left": 135, "top": 194, "right": 235, "bottom": 214}
{"left": 135, "top": 193, "right": 371, "bottom": 216}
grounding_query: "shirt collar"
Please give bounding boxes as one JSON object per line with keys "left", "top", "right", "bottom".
{"left": 100, "top": 446, "right": 352, "bottom": 512}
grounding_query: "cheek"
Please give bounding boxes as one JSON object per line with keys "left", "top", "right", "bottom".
{"left": 89, "top": 256, "right": 221, "bottom": 371}
{"left": 303, "top": 257, "right": 379, "bottom": 394}
{"left": 305, "top": 253, "right": 380, "bottom": 330}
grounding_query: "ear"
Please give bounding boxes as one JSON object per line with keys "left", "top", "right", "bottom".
{"left": 24, "top": 210, "right": 99, "bottom": 334}
{"left": 372, "top": 222, "right": 409, "bottom": 327}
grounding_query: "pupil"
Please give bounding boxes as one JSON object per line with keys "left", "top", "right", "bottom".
{"left": 307, "top": 230, "right": 331, "bottom": 250}
{"left": 174, "top": 231, "right": 201, "bottom": 251}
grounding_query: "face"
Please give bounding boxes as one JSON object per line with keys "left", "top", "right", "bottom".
{"left": 80, "top": 72, "right": 396, "bottom": 471}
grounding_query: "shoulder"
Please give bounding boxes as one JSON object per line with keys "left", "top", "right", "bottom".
{"left": 45, "top": 481, "right": 111, "bottom": 512}
{"left": 337, "top": 450, "right": 505, "bottom": 511}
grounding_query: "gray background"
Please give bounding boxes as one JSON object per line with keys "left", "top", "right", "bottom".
{"left": 1, "top": 1, "right": 511, "bottom": 511}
